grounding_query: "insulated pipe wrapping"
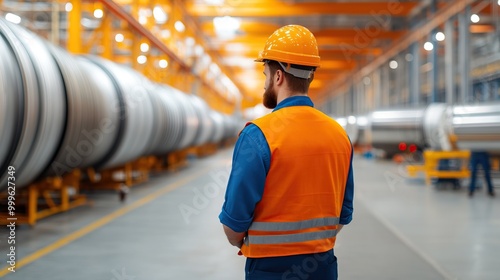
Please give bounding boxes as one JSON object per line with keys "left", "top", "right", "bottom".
{"left": 157, "top": 85, "right": 185, "bottom": 153}
{"left": 0, "top": 32, "right": 22, "bottom": 177}
{"left": 451, "top": 103, "right": 500, "bottom": 154}
{"left": 422, "top": 103, "right": 452, "bottom": 151}
{"left": 172, "top": 89, "right": 200, "bottom": 150}
{"left": 0, "top": 19, "right": 65, "bottom": 188}
{"left": 209, "top": 111, "right": 226, "bottom": 143}
{"left": 190, "top": 95, "right": 215, "bottom": 146}
{"left": 45, "top": 51, "right": 121, "bottom": 176}
{"left": 85, "top": 56, "right": 155, "bottom": 169}
{"left": 367, "top": 107, "right": 426, "bottom": 156}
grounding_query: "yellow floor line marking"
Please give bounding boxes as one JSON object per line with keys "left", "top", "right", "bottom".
{"left": 0, "top": 167, "right": 211, "bottom": 278}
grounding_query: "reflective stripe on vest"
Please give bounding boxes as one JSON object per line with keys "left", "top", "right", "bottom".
{"left": 249, "top": 217, "right": 340, "bottom": 231}
{"left": 245, "top": 217, "right": 340, "bottom": 245}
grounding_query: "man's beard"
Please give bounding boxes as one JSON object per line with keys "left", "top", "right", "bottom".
{"left": 263, "top": 79, "right": 277, "bottom": 109}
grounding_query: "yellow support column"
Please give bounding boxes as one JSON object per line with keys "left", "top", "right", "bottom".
{"left": 101, "top": 14, "right": 113, "bottom": 60}
{"left": 68, "top": 0, "right": 82, "bottom": 54}
{"left": 28, "top": 185, "right": 38, "bottom": 226}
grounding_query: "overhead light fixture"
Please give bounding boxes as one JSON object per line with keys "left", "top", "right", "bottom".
{"left": 213, "top": 16, "right": 241, "bottom": 39}
{"left": 470, "top": 14, "right": 480, "bottom": 23}
{"left": 194, "top": 45, "right": 204, "bottom": 56}
{"left": 153, "top": 6, "right": 167, "bottom": 24}
{"left": 424, "top": 41, "right": 434, "bottom": 51}
{"left": 140, "top": 43, "right": 149, "bottom": 52}
{"left": 94, "top": 9, "right": 103, "bottom": 19}
{"left": 174, "top": 21, "right": 185, "bottom": 32}
{"left": 205, "top": 0, "right": 224, "bottom": 5}
{"left": 65, "top": 3, "right": 73, "bottom": 12}
{"left": 115, "top": 33, "right": 124, "bottom": 43}
{"left": 435, "top": 32, "right": 445, "bottom": 42}
{"left": 405, "top": 53, "right": 413, "bottom": 62}
{"left": 137, "top": 55, "right": 147, "bottom": 64}
{"left": 159, "top": 59, "right": 168, "bottom": 69}
{"left": 185, "top": 37, "right": 195, "bottom": 47}
{"left": 138, "top": 8, "right": 151, "bottom": 25}
{"left": 5, "top": 13, "right": 21, "bottom": 24}
{"left": 389, "top": 60, "right": 398, "bottom": 69}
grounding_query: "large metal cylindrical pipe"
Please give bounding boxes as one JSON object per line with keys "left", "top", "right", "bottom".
{"left": 451, "top": 103, "right": 500, "bottom": 154}
{"left": 367, "top": 107, "right": 426, "bottom": 156}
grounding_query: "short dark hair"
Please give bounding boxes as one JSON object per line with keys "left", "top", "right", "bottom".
{"left": 266, "top": 60, "right": 315, "bottom": 94}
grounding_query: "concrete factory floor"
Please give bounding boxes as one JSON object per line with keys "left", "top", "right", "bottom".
{"left": 1, "top": 147, "right": 499, "bottom": 280}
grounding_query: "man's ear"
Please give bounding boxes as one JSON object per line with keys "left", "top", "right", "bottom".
{"left": 275, "top": 69, "right": 284, "bottom": 86}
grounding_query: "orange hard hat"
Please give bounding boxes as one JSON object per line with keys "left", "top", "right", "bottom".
{"left": 255, "top": 25, "right": 320, "bottom": 68}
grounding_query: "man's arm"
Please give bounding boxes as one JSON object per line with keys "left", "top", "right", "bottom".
{"left": 223, "top": 225, "right": 246, "bottom": 248}
{"left": 219, "top": 124, "right": 270, "bottom": 247}
{"left": 339, "top": 146, "right": 354, "bottom": 226}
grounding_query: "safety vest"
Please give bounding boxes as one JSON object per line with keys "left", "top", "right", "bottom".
{"left": 240, "top": 105, "right": 352, "bottom": 258}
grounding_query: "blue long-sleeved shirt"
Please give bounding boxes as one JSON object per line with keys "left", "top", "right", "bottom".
{"left": 219, "top": 96, "right": 354, "bottom": 233}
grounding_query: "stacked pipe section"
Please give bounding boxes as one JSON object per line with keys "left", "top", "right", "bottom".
{"left": 449, "top": 103, "right": 500, "bottom": 155}
{"left": 0, "top": 18, "right": 241, "bottom": 191}
{"left": 354, "top": 103, "right": 500, "bottom": 156}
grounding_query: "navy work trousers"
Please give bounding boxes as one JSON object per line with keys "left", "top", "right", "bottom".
{"left": 469, "top": 152, "right": 494, "bottom": 193}
{"left": 245, "top": 249, "right": 337, "bottom": 280}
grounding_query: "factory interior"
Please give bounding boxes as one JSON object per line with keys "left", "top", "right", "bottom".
{"left": 0, "top": 0, "right": 500, "bottom": 279}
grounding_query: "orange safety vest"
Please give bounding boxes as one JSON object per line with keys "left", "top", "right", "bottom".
{"left": 240, "top": 105, "right": 352, "bottom": 258}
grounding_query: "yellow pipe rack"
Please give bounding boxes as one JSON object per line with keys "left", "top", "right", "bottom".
{"left": 407, "top": 150, "right": 471, "bottom": 185}
{"left": 0, "top": 169, "right": 87, "bottom": 226}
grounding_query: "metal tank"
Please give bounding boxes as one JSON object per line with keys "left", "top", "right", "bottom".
{"left": 190, "top": 95, "right": 215, "bottom": 146}
{"left": 367, "top": 107, "right": 426, "bottom": 156}
{"left": 0, "top": 19, "right": 66, "bottom": 189}
{"left": 209, "top": 111, "right": 226, "bottom": 143}
{"left": 450, "top": 103, "right": 500, "bottom": 154}
{"left": 0, "top": 27, "right": 23, "bottom": 183}
{"left": 44, "top": 52, "right": 121, "bottom": 176}
{"left": 83, "top": 56, "right": 155, "bottom": 169}
{"left": 171, "top": 89, "right": 201, "bottom": 150}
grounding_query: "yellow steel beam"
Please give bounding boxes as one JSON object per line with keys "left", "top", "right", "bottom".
{"left": 475, "top": 2, "right": 500, "bottom": 14}
{"left": 96, "top": 0, "right": 189, "bottom": 69}
{"left": 320, "top": 48, "right": 383, "bottom": 58}
{"left": 214, "top": 47, "right": 382, "bottom": 59}
{"left": 187, "top": 1, "right": 417, "bottom": 17}
{"left": 209, "top": 35, "right": 395, "bottom": 48}
{"left": 202, "top": 21, "right": 404, "bottom": 41}
{"left": 315, "top": 28, "right": 404, "bottom": 40}
{"left": 67, "top": 0, "right": 82, "bottom": 54}
{"left": 470, "top": 24, "right": 495, "bottom": 33}
{"left": 320, "top": 60, "right": 357, "bottom": 70}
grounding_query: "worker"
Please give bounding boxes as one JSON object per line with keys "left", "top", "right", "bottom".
{"left": 219, "top": 25, "right": 354, "bottom": 280}
{"left": 469, "top": 151, "right": 495, "bottom": 197}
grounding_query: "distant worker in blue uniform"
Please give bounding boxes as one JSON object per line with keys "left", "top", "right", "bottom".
{"left": 219, "top": 25, "right": 354, "bottom": 280}
{"left": 469, "top": 151, "right": 495, "bottom": 197}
